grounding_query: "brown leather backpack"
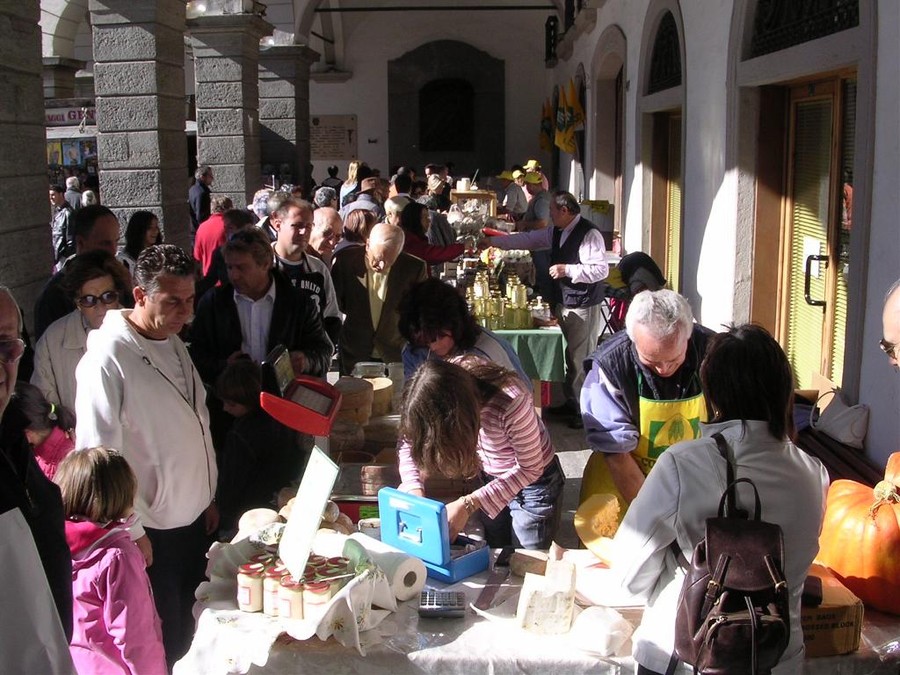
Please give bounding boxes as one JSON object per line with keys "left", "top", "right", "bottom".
{"left": 668, "top": 433, "right": 790, "bottom": 675}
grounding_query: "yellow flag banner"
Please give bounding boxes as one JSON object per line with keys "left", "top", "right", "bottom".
{"left": 554, "top": 85, "right": 568, "bottom": 151}
{"left": 540, "top": 99, "right": 553, "bottom": 151}
{"left": 558, "top": 84, "right": 577, "bottom": 155}
{"left": 568, "top": 78, "right": 585, "bottom": 130}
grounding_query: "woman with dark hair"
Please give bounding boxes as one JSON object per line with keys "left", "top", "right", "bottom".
{"left": 4, "top": 382, "right": 76, "bottom": 480}
{"left": 118, "top": 210, "right": 161, "bottom": 275}
{"left": 398, "top": 201, "right": 465, "bottom": 267}
{"left": 397, "top": 356, "right": 563, "bottom": 549}
{"left": 598, "top": 324, "right": 829, "bottom": 675}
{"left": 31, "top": 250, "right": 130, "bottom": 409}
{"left": 398, "top": 278, "right": 530, "bottom": 385}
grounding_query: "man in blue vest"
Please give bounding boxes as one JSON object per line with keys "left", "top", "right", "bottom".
{"left": 480, "top": 190, "right": 609, "bottom": 427}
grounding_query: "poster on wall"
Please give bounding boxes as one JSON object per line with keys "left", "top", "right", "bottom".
{"left": 310, "top": 115, "right": 358, "bottom": 160}
{"left": 47, "top": 141, "right": 62, "bottom": 166}
{"left": 62, "top": 141, "right": 82, "bottom": 166}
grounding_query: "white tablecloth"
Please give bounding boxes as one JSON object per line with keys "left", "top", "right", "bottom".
{"left": 176, "top": 565, "right": 900, "bottom": 674}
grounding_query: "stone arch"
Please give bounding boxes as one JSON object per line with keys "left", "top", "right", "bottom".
{"left": 589, "top": 24, "right": 626, "bottom": 236}
{"left": 41, "top": 0, "right": 89, "bottom": 58}
{"left": 634, "top": 0, "right": 686, "bottom": 276}
{"left": 388, "top": 39, "right": 504, "bottom": 176}
{"left": 726, "top": 0, "right": 874, "bottom": 396}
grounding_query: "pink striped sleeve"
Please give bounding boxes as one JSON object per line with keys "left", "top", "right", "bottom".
{"left": 397, "top": 436, "right": 425, "bottom": 493}
{"left": 473, "top": 383, "right": 554, "bottom": 518}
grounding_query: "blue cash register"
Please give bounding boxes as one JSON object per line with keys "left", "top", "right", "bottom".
{"left": 378, "top": 487, "right": 490, "bottom": 583}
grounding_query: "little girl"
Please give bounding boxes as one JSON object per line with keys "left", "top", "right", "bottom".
{"left": 54, "top": 447, "right": 166, "bottom": 675}
{"left": 5, "top": 382, "right": 75, "bottom": 479}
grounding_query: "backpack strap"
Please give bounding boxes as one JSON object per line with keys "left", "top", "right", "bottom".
{"left": 712, "top": 432, "right": 737, "bottom": 516}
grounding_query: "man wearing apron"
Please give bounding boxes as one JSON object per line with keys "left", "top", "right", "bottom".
{"left": 579, "top": 289, "right": 714, "bottom": 516}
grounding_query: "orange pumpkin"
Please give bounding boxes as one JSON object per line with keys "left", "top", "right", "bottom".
{"left": 817, "top": 452, "right": 900, "bottom": 615}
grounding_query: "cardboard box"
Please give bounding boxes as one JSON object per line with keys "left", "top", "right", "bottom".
{"left": 801, "top": 564, "right": 864, "bottom": 658}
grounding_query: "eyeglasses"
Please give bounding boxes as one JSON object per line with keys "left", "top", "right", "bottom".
{"left": 0, "top": 338, "right": 25, "bottom": 364}
{"left": 879, "top": 338, "right": 898, "bottom": 360}
{"left": 77, "top": 290, "right": 119, "bottom": 308}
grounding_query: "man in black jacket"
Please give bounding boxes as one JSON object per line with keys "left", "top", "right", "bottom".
{"left": 190, "top": 227, "right": 334, "bottom": 387}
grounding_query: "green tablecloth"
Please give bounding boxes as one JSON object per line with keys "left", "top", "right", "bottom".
{"left": 495, "top": 327, "right": 566, "bottom": 382}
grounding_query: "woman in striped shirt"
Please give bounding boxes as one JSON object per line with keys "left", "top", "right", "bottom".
{"left": 397, "top": 356, "right": 563, "bottom": 549}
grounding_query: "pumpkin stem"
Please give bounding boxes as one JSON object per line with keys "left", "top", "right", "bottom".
{"left": 869, "top": 480, "right": 900, "bottom": 519}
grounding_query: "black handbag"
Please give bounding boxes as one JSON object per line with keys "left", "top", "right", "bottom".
{"left": 668, "top": 433, "right": 790, "bottom": 675}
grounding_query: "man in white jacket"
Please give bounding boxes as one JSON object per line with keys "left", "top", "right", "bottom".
{"left": 75, "top": 245, "right": 218, "bottom": 667}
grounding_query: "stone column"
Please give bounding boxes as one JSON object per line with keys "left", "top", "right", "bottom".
{"left": 43, "top": 57, "right": 86, "bottom": 99}
{"left": 0, "top": 1, "right": 54, "bottom": 323}
{"left": 90, "top": 0, "right": 191, "bottom": 250}
{"left": 188, "top": 14, "right": 273, "bottom": 208}
{"left": 258, "top": 44, "right": 319, "bottom": 190}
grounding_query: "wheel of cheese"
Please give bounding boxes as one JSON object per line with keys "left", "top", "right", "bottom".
{"left": 335, "top": 404, "right": 371, "bottom": 426}
{"left": 573, "top": 493, "right": 620, "bottom": 561}
{"left": 364, "top": 377, "right": 393, "bottom": 416}
{"left": 329, "top": 419, "right": 365, "bottom": 454}
{"left": 334, "top": 376, "right": 374, "bottom": 410}
{"left": 363, "top": 414, "right": 401, "bottom": 445}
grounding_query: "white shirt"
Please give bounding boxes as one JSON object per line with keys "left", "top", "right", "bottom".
{"left": 489, "top": 214, "right": 609, "bottom": 284}
{"left": 234, "top": 280, "right": 276, "bottom": 362}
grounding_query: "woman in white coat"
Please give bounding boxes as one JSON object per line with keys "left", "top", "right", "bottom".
{"left": 31, "top": 251, "right": 130, "bottom": 409}
{"left": 607, "top": 324, "right": 829, "bottom": 674}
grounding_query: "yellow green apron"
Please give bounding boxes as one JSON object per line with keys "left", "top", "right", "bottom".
{"left": 579, "top": 371, "right": 707, "bottom": 520}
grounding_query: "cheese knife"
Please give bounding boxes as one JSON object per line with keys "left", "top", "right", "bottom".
{"left": 473, "top": 545, "right": 515, "bottom": 610}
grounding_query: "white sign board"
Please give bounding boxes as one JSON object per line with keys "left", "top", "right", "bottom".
{"left": 278, "top": 446, "right": 340, "bottom": 579}
{"left": 311, "top": 115, "right": 358, "bottom": 160}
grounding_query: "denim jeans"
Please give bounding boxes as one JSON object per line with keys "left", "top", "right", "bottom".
{"left": 481, "top": 456, "right": 565, "bottom": 549}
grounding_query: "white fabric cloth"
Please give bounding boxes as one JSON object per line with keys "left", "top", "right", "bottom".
{"left": 31, "top": 309, "right": 89, "bottom": 409}
{"left": 0, "top": 509, "right": 75, "bottom": 674}
{"left": 234, "top": 281, "right": 277, "bottom": 363}
{"left": 74, "top": 309, "right": 217, "bottom": 531}
{"left": 608, "top": 419, "right": 829, "bottom": 673}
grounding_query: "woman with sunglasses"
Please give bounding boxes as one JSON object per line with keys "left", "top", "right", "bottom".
{"left": 31, "top": 250, "right": 130, "bottom": 410}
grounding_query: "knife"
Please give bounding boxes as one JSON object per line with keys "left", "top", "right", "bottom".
{"left": 473, "top": 545, "right": 515, "bottom": 610}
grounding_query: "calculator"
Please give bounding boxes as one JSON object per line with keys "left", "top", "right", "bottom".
{"left": 417, "top": 589, "right": 467, "bottom": 618}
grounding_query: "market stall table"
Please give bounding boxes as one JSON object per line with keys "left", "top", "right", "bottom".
{"left": 176, "top": 564, "right": 900, "bottom": 675}
{"left": 495, "top": 326, "right": 566, "bottom": 407}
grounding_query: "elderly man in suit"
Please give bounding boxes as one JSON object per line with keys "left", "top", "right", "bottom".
{"left": 331, "top": 222, "right": 427, "bottom": 374}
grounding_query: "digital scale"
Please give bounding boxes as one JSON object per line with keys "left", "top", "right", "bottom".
{"left": 378, "top": 487, "right": 490, "bottom": 583}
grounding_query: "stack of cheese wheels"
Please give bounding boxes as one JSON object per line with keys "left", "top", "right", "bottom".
{"left": 334, "top": 376, "right": 374, "bottom": 426}
{"left": 363, "top": 414, "right": 401, "bottom": 455}
{"left": 363, "top": 377, "right": 393, "bottom": 416}
{"left": 329, "top": 419, "right": 366, "bottom": 456}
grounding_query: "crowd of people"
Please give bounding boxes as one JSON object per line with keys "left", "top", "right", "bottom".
{"left": 2, "top": 157, "right": 897, "bottom": 673}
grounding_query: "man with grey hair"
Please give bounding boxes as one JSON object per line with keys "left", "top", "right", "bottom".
{"left": 580, "top": 289, "right": 715, "bottom": 507}
{"left": 332, "top": 222, "right": 427, "bottom": 374}
{"left": 189, "top": 165, "right": 214, "bottom": 233}
{"left": 882, "top": 278, "right": 900, "bottom": 370}
{"left": 309, "top": 206, "right": 343, "bottom": 265}
{"left": 64, "top": 175, "right": 82, "bottom": 211}
{"left": 75, "top": 244, "right": 218, "bottom": 665}
{"left": 313, "top": 185, "right": 338, "bottom": 209}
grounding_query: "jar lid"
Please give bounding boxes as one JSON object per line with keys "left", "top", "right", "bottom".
{"left": 239, "top": 562, "right": 266, "bottom": 576}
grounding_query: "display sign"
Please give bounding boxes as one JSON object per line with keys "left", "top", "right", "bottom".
{"left": 310, "top": 115, "right": 357, "bottom": 160}
{"left": 45, "top": 106, "right": 96, "bottom": 127}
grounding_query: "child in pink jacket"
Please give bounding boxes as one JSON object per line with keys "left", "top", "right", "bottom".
{"left": 5, "top": 382, "right": 75, "bottom": 479}
{"left": 54, "top": 447, "right": 166, "bottom": 675}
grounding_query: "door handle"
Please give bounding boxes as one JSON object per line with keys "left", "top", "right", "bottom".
{"left": 804, "top": 254, "right": 829, "bottom": 308}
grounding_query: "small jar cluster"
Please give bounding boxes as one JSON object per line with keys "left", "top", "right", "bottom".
{"left": 236, "top": 552, "right": 354, "bottom": 621}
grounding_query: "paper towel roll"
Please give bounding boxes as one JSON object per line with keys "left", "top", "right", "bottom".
{"left": 310, "top": 530, "right": 427, "bottom": 602}
{"left": 348, "top": 532, "right": 426, "bottom": 602}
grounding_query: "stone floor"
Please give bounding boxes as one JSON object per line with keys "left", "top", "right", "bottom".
{"left": 543, "top": 410, "right": 593, "bottom": 549}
